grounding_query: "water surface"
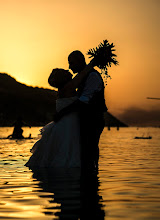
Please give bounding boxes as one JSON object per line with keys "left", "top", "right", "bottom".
{"left": 0, "top": 127, "right": 160, "bottom": 219}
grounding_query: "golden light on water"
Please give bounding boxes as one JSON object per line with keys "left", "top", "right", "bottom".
{"left": 0, "top": 127, "right": 160, "bottom": 219}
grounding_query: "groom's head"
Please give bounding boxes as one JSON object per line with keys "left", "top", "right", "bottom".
{"left": 68, "top": 50, "right": 86, "bottom": 74}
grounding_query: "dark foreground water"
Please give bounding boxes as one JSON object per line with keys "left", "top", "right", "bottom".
{"left": 0, "top": 127, "right": 160, "bottom": 220}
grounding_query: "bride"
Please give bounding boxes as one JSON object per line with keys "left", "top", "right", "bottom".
{"left": 25, "top": 61, "right": 94, "bottom": 168}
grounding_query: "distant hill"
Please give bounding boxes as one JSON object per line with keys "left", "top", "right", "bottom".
{"left": 0, "top": 73, "right": 57, "bottom": 126}
{"left": 104, "top": 111, "right": 128, "bottom": 127}
{"left": 0, "top": 73, "right": 127, "bottom": 127}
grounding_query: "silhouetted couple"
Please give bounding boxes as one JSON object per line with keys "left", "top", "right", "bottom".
{"left": 26, "top": 50, "right": 107, "bottom": 173}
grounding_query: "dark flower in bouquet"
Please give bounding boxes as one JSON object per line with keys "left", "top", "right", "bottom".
{"left": 87, "top": 39, "right": 118, "bottom": 84}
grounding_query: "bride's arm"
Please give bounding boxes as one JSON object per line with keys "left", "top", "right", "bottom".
{"left": 60, "top": 60, "right": 94, "bottom": 95}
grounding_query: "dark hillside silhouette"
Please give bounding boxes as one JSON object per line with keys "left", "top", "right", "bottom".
{"left": 104, "top": 111, "right": 127, "bottom": 127}
{"left": 0, "top": 73, "right": 127, "bottom": 127}
{"left": 0, "top": 73, "right": 57, "bottom": 126}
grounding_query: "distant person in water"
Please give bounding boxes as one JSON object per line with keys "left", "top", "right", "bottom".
{"left": 12, "top": 116, "right": 24, "bottom": 139}
{"left": 8, "top": 116, "right": 31, "bottom": 139}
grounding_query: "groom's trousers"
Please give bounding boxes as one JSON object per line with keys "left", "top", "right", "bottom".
{"left": 80, "top": 110, "right": 105, "bottom": 172}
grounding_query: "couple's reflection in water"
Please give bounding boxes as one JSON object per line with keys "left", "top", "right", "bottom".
{"left": 32, "top": 167, "right": 105, "bottom": 219}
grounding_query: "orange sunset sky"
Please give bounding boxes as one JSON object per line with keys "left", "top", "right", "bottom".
{"left": 0, "top": 0, "right": 160, "bottom": 124}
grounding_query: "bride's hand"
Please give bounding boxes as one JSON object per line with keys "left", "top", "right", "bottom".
{"left": 88, "top": 58, "right": 95, "bottom": 66}
{"left": 90, "top": 57, "right": 99, "bottom": 67}
{"left": 85, "top": 59, "right": 95, "bottom": 72}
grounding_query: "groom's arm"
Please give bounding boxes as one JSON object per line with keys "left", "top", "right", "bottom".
{"left": 79, "top": 71, "right": 103, "bottom": 104}
{"left": 54, "top": 71, "right": 103, "bottom": 122}
{"left": 53, "top": 99, "right": 87, "bottom": 122}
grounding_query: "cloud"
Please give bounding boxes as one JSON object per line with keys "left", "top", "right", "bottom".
{"left": 118, "top": 107, "right": 160, "bottom": 126}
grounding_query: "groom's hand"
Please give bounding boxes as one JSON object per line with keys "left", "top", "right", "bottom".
{"left": 53, "top": 112, "right": 62, "bottom": 122}
{"left": 53, "top": 108, "right": 69, "bottom": 122}
{"left": 53, "top": 99, "right": 86, "bottom": 123}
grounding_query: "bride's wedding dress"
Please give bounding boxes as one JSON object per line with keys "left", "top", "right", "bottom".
{"left": 25, "top": 96, "right": 81, "bottom": 168}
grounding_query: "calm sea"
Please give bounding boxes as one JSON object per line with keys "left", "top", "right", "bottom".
{"left": 0, "top": 127, "right": 160, "bottom": 220}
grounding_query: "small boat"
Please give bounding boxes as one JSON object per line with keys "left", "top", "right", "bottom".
{"left": 134, "top": 136, "right": 152, "bottom": 139}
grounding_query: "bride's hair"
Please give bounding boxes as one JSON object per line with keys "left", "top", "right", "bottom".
{"left": 48, "top": 68, "right": 72, "bottom": 89}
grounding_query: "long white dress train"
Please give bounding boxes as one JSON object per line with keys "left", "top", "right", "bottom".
{"left": 25, "top": 96, "right": 81, "bottom": 168}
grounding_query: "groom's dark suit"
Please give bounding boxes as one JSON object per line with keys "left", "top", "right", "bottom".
{"left": 77, "top": 68, "right": 107, "bottom": 171}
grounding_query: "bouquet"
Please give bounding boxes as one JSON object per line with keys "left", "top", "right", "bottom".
{"left": 87, "top": 39, "right": 118, "bottom": 84}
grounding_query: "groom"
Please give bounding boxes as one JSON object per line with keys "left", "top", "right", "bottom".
{"left": 56, "top": 50, "right": 107, "bottom": 172}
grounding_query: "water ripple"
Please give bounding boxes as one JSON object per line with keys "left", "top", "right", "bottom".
{"left": 0, "top": 127, "right": 160, "bottom": 219}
